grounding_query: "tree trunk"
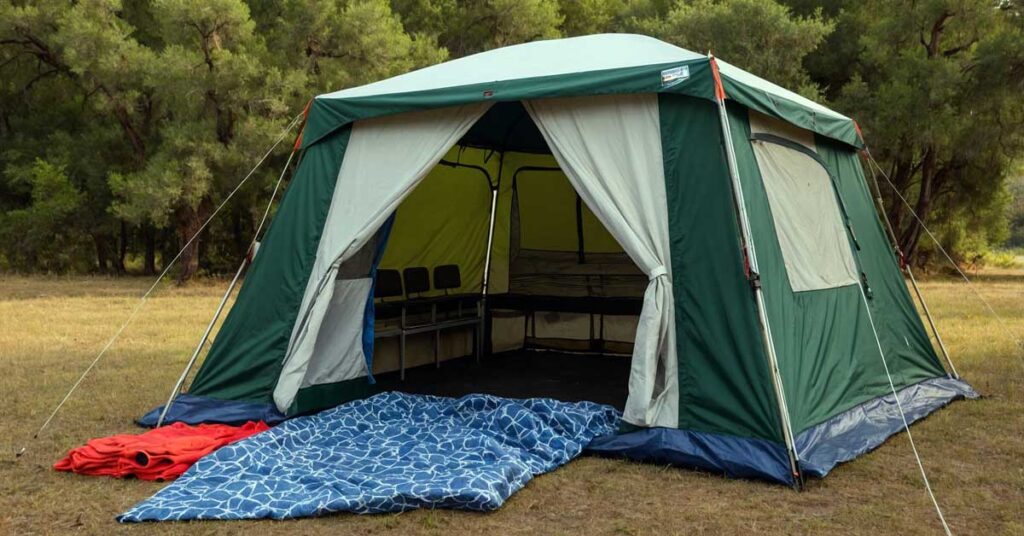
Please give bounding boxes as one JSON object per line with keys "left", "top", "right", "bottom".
{"left": 175, "top": 207, "right": 203, "bottom": 284}
{"left": 233, "top": 210, "right": 246, "bottom": 260}
{"left": 143, "top": 226, "right": 157, "bottom": 276}
{"left": 115, "top": 220, "right": 128, "bottom": 275}
{"left": 899, "top": 147, "right": 937, "bottom": 264}
{"left": 94, "top": 234, "right": 110, "bottom": 274}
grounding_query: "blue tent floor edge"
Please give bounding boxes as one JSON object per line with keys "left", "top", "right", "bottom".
{"left": 586, "top": 376, "right": 977, "bottom": 484}
{"left": 137, "top": 394, "right": 287, "bottom": 427}
{"left": 140, "top": 376, "right": 975, "bottom": 485}
{"left": 586, "top": 424, "right": 795, "bottom": 483}
{"left": 796, "top": 375, "right": 976, "bottom": 478}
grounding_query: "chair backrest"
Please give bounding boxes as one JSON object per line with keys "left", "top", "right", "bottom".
{"left": 433, "top": 264, "right": 461, "bottom": 294}
{"left": 403, "top": 267, "right": 430, "bottom": 297}
{"left": 374, "top": 269, "right": 403, "bottom": 299}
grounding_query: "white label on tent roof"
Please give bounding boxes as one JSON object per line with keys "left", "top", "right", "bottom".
{"left": 661, "top": 65, "right": 690, "bottom": 88}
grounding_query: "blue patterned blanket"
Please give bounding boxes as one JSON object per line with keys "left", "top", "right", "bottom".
{"left": 118, "top": 392, "right": 620, "bottom": 521}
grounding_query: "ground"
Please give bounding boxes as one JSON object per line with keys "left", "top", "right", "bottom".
{"left": 0, "top": 272, "right": 1022, "bottom": 535}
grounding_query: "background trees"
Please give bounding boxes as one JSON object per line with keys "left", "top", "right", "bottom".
{"left": 1, "top": 0, "right": 1022, "bottom": 280}
{"left": 796, "top": 0, "right": 1024, "bottom": 264}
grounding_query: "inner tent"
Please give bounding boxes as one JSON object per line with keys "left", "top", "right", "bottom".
{"left": 366, "top": 101, "right": 642, "bottom": 409}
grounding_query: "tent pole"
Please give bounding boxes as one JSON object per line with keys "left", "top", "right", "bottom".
{"left": 438, "top": 156, "right": 500, "bottom": 360}
{"left": 710, "top": 55, "right": 803, "bottom": 489}
{"left": 480, "top": 188, "right": 499, "bottom": 297}
{"left": 905, "top": 266, "right": 959, "bottom": 379}
{"left": 479, "top": 153, "right": 503, "bottom": 360}
{"left": 155, "top": 255, "right": 248, "bottom": 427}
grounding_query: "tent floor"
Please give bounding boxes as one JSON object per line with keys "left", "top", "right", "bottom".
{"left": 373, "top": 350, "right": 630, "bottom": 410}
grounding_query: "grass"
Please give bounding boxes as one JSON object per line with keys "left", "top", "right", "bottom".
{"left": 1, "top": 272, "right": 1022, "bottom": 535}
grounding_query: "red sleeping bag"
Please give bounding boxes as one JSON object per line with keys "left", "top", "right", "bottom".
{"left": 54, "top": 421, "right": 270, "bottom": 481}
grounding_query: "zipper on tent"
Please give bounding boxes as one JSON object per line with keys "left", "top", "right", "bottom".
{"left": 710, "top": 55, "right": 804, "bottom": 489}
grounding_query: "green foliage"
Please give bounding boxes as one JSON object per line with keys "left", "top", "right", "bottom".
{"left": 391, "top": 0, "right": 563, "bottom": 57}
{"left": 804, "top": 0, "right": 1024, "bottom": 265}
{"left": 0, "top": 159, "right": 93, "bottom": 272}
{"left": 1007, "top": 162, "right": 1024, "bottom": 248}
{"left": 641, "top": 0, "right": 834, "bottom": 96}
{"left": 1, "top": 0, "right": 1021, "bottom": 277}
{"left": 978, "top": 249, "right": 1023, "bottom": 269}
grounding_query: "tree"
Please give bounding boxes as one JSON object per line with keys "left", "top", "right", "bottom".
{"left": 1, "top": 0, "right": 444, "bottom": 281}
{"left": 639, "top": 0, "right": 834, "bottom": 96}
{"left": 1006, "top": 162, "right": 1024, "bottom": 248}
{"left": 0, "top": 0, "right": 150, "bottom": 274}
{"left": 820, "top": 0, "right": 1024, "bottom": 264}
{"left": 392, "top": 0, "right": 563, "bottom": 58}
{"left": 0, "top": 159, "right": 92, "bottom": 272}
{"left": 2, "top": 0, "right": 1022, "bottom": 276}
{"left": 109, "top": 0, "right": 282, "bottom": 282}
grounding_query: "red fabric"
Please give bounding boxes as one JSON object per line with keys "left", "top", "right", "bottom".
{"left": 54, "top": 421, "right": 270, "bottom": 481}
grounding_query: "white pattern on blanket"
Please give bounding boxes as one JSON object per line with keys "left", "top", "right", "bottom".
{"left": 118, "top": 392, "right": 621, "bottom": 521}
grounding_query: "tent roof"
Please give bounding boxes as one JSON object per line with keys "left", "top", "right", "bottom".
{"left": 305, "top": 34, "right": 861, "bottom": 149}
{"left": 319, "top": 34, "right": 704, "bottom": 101}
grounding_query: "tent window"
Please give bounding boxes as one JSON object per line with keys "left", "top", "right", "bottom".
{"left": 752, "top": 138, "right": 858, "bottom": 292}
{"left": 335, "top": 240, "right": 375, "bottom": 280}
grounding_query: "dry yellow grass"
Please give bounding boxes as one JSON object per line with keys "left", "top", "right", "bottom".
{"left": 0, "top": 272, "right": 1022, "bottom": 535}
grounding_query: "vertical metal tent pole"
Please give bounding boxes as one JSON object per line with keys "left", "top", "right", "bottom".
{"left": 479, "top": 154, "right": 503, "bottom": 362}
{"left": 155, "top": 256, "right": 248, "bottom": 427}
{"left": 439, "top": 157, "right": 500, "bottom": 362}
{"left": 711, "top": 56, "right": 803, "bottom": 488}
{"left": 863, "top": 155, "right": 959, "bottom": 379}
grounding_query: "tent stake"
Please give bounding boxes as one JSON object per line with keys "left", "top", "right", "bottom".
{"left": 155, "top": 255, "right": 249, "bottom": 428}
{"left": 710, "top": 54, "right": 803, "bottom": 489}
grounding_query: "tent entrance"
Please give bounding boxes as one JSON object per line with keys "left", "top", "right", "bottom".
{"left": 365, "top": 101, "right": 645, "bottom": 403}
{"left": 374, "top": 350, "right": 630, "bottom": 410}
{"left": 371, "top": 153, "right": 645, "bottom": 362}
{"left": 280, "top": 96, "right": 676, "bottom": 426}
{"left": 494, "top": 161, "right": 645, "bottom": 355}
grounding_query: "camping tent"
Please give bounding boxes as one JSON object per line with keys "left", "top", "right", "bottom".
{"left": 153, "top": 34, "right": 976, "bottom": 486}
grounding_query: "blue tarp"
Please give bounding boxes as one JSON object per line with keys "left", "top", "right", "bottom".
{"left": 136, "top": 394, "right": 287, "bottom": 427}
{"left": 119, "top": 392, "right": 620, "bottom": 522}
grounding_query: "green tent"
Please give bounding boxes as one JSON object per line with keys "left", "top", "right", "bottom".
{"left": 161, "top": 34, "right": 975, "bottom": 485}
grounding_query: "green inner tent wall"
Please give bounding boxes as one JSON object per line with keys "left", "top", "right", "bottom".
{"left": 725, "top": 102, "right": 946, "bottom": 435}
{"left": 379, "top": 143, "right": 627, "bottom": 298}
{"left": 660, "top": 94, "right": 783, "bottom": 443}
{"left": 189, "top": 126, "right": 353, "bottom": 403}
{"left": 513, "top": 160, "right": 621, "bottom": 254}
{"left": 379, "top": 146, "right": 511, "bottom": 296}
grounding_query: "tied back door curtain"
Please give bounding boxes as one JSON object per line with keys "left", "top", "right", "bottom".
{"left": 275, "top": 103, "right": 492, "bottom": 411}
{"left": 525, "top": 94, "right": 678, "bottom": 428}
